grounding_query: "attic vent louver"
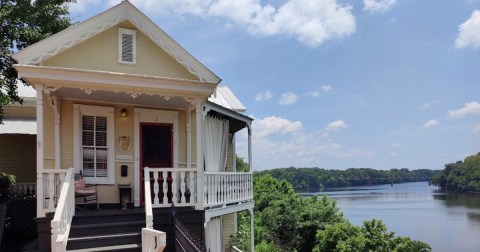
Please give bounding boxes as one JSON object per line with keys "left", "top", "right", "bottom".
{"left": 118, "top": 28, "right": 136, "bottom": 64}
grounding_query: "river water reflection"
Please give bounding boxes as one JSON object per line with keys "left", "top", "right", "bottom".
{"left": 306, "top": 182, "right": 480, "bottom": 252}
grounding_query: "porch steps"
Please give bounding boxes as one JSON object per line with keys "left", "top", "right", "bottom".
{"left": 66, "top": 208, "right": 145, "bottom": 252}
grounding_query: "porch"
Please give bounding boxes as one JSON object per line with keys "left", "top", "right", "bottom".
{"left": 35, "top": 167, "right": 253, "bottom": 251}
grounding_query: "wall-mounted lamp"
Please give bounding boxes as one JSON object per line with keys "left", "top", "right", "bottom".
{"left": 120, "top": 108, "right": 127, "bottom": 118}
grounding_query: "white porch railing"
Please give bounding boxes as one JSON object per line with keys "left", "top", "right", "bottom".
{"left": 143, "top": 168, "right": 166, "bottom": 252}
{"left": 145, "top": 167, "right": 198, "bottom": 208}
{"left": 11, "top": 183, "right": 36, "bottom": 195}
{"left": 232, "top": 246, "right": 243, "bottom": 252}
{"left": 204, "top": 172, "right": 253, "bottom": 208}
{"left": 144, "top": 167, "right": 154, "bottom": 229}
{"left": 50, "top": 168, "right": 75, "bottom": 252}
{"left": 142, "top": 228, "right": 166, "bottom": 252}
{"left": 37, "top": 169, "right": 69, "bottom": 217}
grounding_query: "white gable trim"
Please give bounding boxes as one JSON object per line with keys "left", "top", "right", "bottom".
{"left": 12, "top": 1, "right": 220, "bottom": 84}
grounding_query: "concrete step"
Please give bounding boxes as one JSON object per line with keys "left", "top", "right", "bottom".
{"left": 67, "top": 243, "right": 141, "bottom": 252}
{"left": 67, "top": 232, "right": 141, "bottom": 250}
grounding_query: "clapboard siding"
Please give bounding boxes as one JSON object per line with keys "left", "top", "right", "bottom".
{"left": 0, "top": 134, "right": 36, "bottom": 182}
{"left": 223, "top": 213, "right": 236, "bottom": 250}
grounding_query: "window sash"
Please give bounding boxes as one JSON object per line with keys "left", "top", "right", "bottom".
{"left": 81, "top": 115, "right": 108, "bottom": 178}
{"left": 74, "top": 104, "right": 114, "bottom": 184}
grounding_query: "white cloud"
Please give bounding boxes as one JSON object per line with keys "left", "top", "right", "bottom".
{"left": 423, "top": 119, "right": 439, "bottom": 128}
{"left": 448, "top": 102, "right": 480, "bottom": 118}
{"left": 321, "top": 85, "right": 333, "bottom": 92}
{"left": 455, "top": 10, "right": 480, "bottom": 49}
{"left": 248, "top": 0, "right": 356, "bottom": 47}
{"left": 253, "top": 116, "right": 302, "bottom": 137}
{"left": 237, "top": 116, "right": 372, "bottom": 170}
{"left": 255, "top": 91, "right": 273, "bottom": 101}
{"left": 363, "top": 0, "right": 396, "bottom": 13}
{"left": 110, "top": 0, "right": 355, "bottom": 47}
{"left": 473, "top": 124, "right": 480, "bottom": 133}
{"left": 390, "top": 143, "right": 403, "bottom": 148}
{"left": 306, "top": 91, "right": 320, "bottom": 97}
{"left": 279, "top": 92, "right": 298, "bottom": 105}
{"left": 421, "top": 100, "right": 439, "bottom": 110}
{"left": 385, "top": 17, "right": 398, "bottom": 26}
{"left": 326, "top": 119, "right": 347, "bottom": 131}
{"left": 306, "top": 85, "right": 333, "bottom": 97}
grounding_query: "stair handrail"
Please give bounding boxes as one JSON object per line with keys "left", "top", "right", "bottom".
{"left": 142, "top": 228, "right": 166, "bottom": 252}
{"left": 51, "top": 168, "right": 75, "bottom": 252}
{"left": 144, "top": 167, "right": 153, "bottom": 228}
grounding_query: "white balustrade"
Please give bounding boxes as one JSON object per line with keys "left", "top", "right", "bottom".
{"left": 51, "top": 168, "right": 75, "bottom": 252}
{"left": 11, "top": 183, "right": 36, "bottom": 195}
{"left": 37, "top": 169, "right": 68, "bottom": 217}
{"left": 145, "top": 167, "right": 198, "bottom": 208}
{"left": 142, "top": 228, "right": 166, "bottom": 252}
{"left": 204, "top": 172, "right": 253, "bottom": 208}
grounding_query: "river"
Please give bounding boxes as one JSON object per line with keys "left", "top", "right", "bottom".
{"left": 307, "top": 182, "right": 480, "bottom": 252}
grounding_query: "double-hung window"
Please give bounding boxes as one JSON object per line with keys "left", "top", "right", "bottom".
{"left": 74, "top": 104, "right": 114, "bottom": 184}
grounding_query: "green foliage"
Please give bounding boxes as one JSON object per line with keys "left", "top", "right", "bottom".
{"left": 234, "top": 174, "right": 431, "bottom": 252}
{"left": 230, "top": 211, "right": 251, "bottom": 251}
{"left": 256, "top": 167, "right": 440, "bottom": 192}
{"left": 254, "top": 241, "right": 283, "bottom": 252}
{"left": 236, "top": 155, "right": 250, "bottom": 172}
{"left": 432, "top": 152, "right": 480, "bottom": 192}
{"left": 0, "top": 172, "right": 16, "bottom": 204}
{"left": 314, "top": 219, "right": 431, "bottom": 252}
{"left": 0, "top": 0, "right": 74, "bottom": 123}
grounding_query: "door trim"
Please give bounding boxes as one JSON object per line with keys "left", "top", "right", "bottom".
{"left": 134, "top": 108, "right": 178, "bottom": 207}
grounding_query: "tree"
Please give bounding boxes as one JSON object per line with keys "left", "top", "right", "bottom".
{"left": 236, "top": 155, "right": 250, "bottom": 172}
{"left": 432, "top": 153, "right": 480, "bottom": 192}
{"left": 314, "top": 219, "right": 431, "bottom": 252}
{"left": 0, "top": 0, "right": 74, "bottom": 122}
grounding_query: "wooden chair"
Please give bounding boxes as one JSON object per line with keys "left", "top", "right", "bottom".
{"left": 74, "top": 171, "right": 99, "bottom": 209}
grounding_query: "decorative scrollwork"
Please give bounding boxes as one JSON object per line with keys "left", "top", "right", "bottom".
{"left": 82, "top": 88, "right": 95, "bottom": 95}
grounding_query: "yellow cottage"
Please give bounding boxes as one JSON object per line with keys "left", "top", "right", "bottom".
{"left": 9, "top": 1, "right": 254, "bottom": 251}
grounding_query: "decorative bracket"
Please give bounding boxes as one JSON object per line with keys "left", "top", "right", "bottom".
{"left": 46, "top": 94, "right": 60, "bottom": 118}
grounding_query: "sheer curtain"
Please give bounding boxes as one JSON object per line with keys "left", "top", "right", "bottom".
{"left": 204, "top": 116, "right": 229, "bottom": 252}
{"left": 204, "top": 116, "right": 229, "bottom": 172}
{"left": 205, "top": 217, "right": 224, "bottom": 252}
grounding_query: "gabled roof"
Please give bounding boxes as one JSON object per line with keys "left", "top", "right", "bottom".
{"left": 12, "top": 1, "right": 220, "bottom": 84}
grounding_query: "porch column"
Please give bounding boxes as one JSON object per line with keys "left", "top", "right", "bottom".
{"left": 36, "top": 84, "right": 45, "bottom": 217}
{"left": 46, "top": 92, "right": 61, "bottom": 170}
{"left": 247, "top": 124, "right": 252, "bottom": 171}
{"left": 249, "top": 208, "right": 254, "bottom": 252}
{"left": 195, "top": 99, "right": 204, "bottom": 210}
{"left": 187, "top": 105, "right": 191, "bottom": 168}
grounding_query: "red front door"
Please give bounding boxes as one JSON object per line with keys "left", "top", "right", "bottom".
{"left": 140, "top": 123, "right": 173, "bottom": 205}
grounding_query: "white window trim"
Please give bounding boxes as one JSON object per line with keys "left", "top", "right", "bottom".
{"left": 118, "top": 28, "right": 137, "bottom": 64}
{"left": 74, "top": 104, "right": 115, "bottom": 184}
{"left": 133, "top": 108, "right": 179, "bottom": 207}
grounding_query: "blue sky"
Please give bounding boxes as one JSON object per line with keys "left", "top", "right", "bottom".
{"left": 69, "top": 0, "right": 480, "bottom": 171}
